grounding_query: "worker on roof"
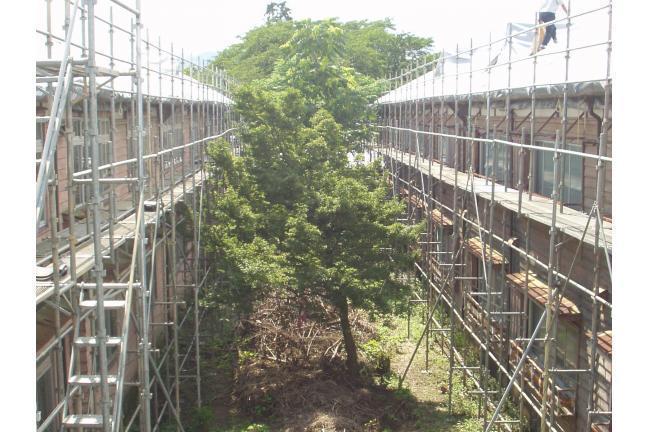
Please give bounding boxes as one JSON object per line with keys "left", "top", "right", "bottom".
{"left": 536, "top": 0, "right": 568, "bottom": 51}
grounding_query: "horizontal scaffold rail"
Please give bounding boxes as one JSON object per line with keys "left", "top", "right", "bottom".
{"left": 36, "top": 169, "right": 203, "bottom": 305}
{"left": 376, "top": 145, "right": 612, "bottom": 250}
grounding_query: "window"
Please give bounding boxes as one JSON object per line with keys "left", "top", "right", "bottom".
{"left": 526, "top": 299, "right": 579, "bottom": 368}
{"left": 72, "top": 118, "right": 83, "bottom": 138}
{"left": 555, "top": 321, "right": 580, "bottom": 369}
{"left": 105, "top": 310, "right": 119, "bottom": 360}
{"left": 432, "top": 226, "right": 452, "bottom": 265}
{"left": 36, "top": 122, "right": 44, "bottom": 160}
{"left": 36, "top": 121, "right": 49, "bottom": 229}
{"left": 191, "top": 121, "right": 198, "bottom": 141}
{"left": 528, "top": 300, "right": 546, "bottom": 344}
{"left": 161, "top": 125, "right": 185, "bottom": 169}
{"left": 475, "top": 262, "right": 504, "bottom": 309}
{"left": 72, "top": 118, "right": 114, "bottom": 198}
{"left": 36, "top": 360, "right": 55, "bottom": 431}
{"left": 98, "top": 118, "right": 111, "bottom": 136}
{"left": 73, "top": 142, "right": 86, "bottom": 205}
{"left": 99, "top": 142, "right": 112, "bottom": 166}
{"left": 71, "top": 118, "right": 86, "bottom": 205}
{"left": 38, "top": 194, "right": 48, "bottom": 230}
{"left": 439, "top": 137, "right": 455, "bottom": 167}
{"left": 534, "top": 141, "right": 583, "bottom": 209}
{"left": 480, "top": 140, "right": 508, "bottom": 182}
{"left": 98, "top": 140, "right": 113, "bottom": 195}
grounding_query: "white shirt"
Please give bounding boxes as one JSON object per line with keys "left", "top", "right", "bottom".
{"left": 539, "top": 0, "right": 563, "bottom": 13}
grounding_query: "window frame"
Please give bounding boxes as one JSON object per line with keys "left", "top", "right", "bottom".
{"left": 36, "top": 122, "right": 44, "bottom": 160}
{"left": 36, "top": 357, "right": 56, "bottom": 431}
{"left": 36, "top": 121, "right": 48, "bottom": 229}
{"left": 479, "top": 140, "right": 508, "bottom": 182}
{"left": 533, "top": 140, "right": 583, "bottom": 209}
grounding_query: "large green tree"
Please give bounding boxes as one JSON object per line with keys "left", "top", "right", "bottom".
{"left": 205, "top": 19, "right": 423, "bottom": 379}
{"left": 212, "top": 13, "right": 433, "bottom": 82}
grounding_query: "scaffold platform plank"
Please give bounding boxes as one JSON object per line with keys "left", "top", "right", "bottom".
{"left": 430, "top": 208, "right": 453, "bottom": 227}
{"left": 35, "top": 171, "right": 206, "bottom": 304}
{"left": 466, "top": 237, "right": 506, "bottom": 265}
{"left": 377, "top": 147, "right": 613, "bottom": 251}
{"left": 506, "top": 272, "right": 581, "bottom": 316}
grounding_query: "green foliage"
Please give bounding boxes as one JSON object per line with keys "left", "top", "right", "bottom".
{"left": 211, "top": 17, "right": 433, "bottom": 83}
{"left": 214, "top": 21, "right": 296, "bottom": 83}
{"left": 212, "top": 422, "right": 271, "bottom": 432}
{"left": 204, "top": 8, "right": 428, "bottom": 380}
{"left": 244, "top": 424, "right": 271, "bottom": 432}
{"left": 238, "top": 350, "right": 257, "bottom": 365}
{"left": 253, "top": 394, "right": 274, "bottom": 417}
{"left": 190, "top": 406, "right": 216, "bottom": 432}
{"left": 265, "top": 1, "right": 292, "bottom": 23}
{"left": 203, "top": 139, "right": 292, "bottom": 312}
{"left": 342, "top": 19, "right": 434, "bottom": 78}
{"left": 268, "top": 20, "right": 382, "bottom": 133}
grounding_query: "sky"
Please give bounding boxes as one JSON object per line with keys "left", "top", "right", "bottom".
{"left": 139, "top": 0, "right": 543, "bottom": 59}
{"left": 35, "top": 1, "right": 605, "bottom": 67}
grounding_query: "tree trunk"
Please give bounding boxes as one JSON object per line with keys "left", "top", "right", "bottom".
{"left": 336, "top": 295, "right": 359, "bottom": 380}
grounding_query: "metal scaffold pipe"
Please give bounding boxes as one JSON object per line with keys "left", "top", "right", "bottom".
{"left": 135, "top": 0, "right": 152, "bottom": 429}
{"left": 86, "top": 1, "right": 112, "bottom": 430}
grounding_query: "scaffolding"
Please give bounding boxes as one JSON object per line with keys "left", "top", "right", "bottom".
{"left": 35, "top": 1, "right": 236, "bottom": 430}
{"left": 373, "top": 1, "right": 612, "bottom": 431}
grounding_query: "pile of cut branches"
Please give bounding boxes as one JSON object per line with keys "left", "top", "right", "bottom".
{"left": 231, "top": 296, "right": 414, "bottom": 431}
{"left": 238, "top": 296, "right": 373, "bottom": 368}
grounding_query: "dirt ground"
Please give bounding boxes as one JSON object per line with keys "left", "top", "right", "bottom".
{"left": 197, "top": 302, "right": 482, "bottom": 432}
{"left": 392, "top": 338, "right": 482, "bottom": 432}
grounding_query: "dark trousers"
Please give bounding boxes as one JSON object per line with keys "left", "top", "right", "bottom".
{"left": 539, "top": 11, "right": 557, "bottom": 46}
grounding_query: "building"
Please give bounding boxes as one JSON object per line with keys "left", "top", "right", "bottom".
{"left": 374, "top": 2, "right": 612, "bottom": 431}
{"left": 35, "top": 1, "right": 235, "bottom": 430}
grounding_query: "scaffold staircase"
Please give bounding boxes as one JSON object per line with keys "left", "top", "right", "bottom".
{"left": 59, "top": 204, "right": 142, "bottom": 430}
{"left": 60, "top": 287, "right": 123, "bottom": 429}
{"left": 35, "top": 2, "right": 145, "bottom": 429}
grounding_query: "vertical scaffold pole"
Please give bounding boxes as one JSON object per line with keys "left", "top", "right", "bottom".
{"left": 181, "top": 49, "right": 186, "bottom": 198}
{"left": 505, "top": 23, "right": 513, "bottom": 191}
{"left": 406, "top": 64, "right": 412, "bottom": 221}
{"left": 587, "top": 1, "right": 612, "bottom": 429}
{"left": 86, "top": 1, "right": 111, "bottom": 430}
{"left": 129, "top": 18, "right": 137, "bottom": 209}
{"left": 528, "top": 24, "right": 538, "bottom": 201}
{"left": 108, "top": 7, "right": 117, "bottom": 263}
{"left": 135, "top": 1, "right": 152, "bottom": 430}
{"left": 478, "top": 33, "right": 493, "bottom": 422}
{"left": 482, "top": 125, "right": 497, "bottom": 429}
{"left": 517, "top": 127, "right": 528, "bottom": 424}
{"left": 158, "top": 37, "right": 164, "bottom": 191}
{"left": 560, "top": 1, "right": 572, "bottom": 214}
{"left": 540, "top": 130, "right": 561, "bottom": 432}
{"left": 195, "top": 60, "right": 204, "bottom": 410}
{"left": 397, "top": 68, "right": 403, "bottom": 197}
{"left": 448, "top": 42, "right": 460, "bottom": 414}
{"left": 463, "top": 39, "right": 474, "bottom": 392}
{"left": 146, "top": 30, "right": 154, "bottom": 196}
{"left": 169, "top": 42, "right": 182, "bottom": 429}
{"left": 81, "top": 6, "right": 92, "bottom": 239}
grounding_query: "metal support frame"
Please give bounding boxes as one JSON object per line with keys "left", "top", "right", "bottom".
{"left": 377, "top": 3, "right": 612, "bottom": 431}
{"left": 35, "top": 1, "right": 237, "bottom": 430}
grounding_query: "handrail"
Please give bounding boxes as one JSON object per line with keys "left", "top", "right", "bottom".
{"left": 374, "top": 125, "right": 612, "bottom": 163}
{"left": 112, "top": 187, "right": 145, "bottom": 430}
{"left": 71, "top": 128, "right": 237, "bottom": 178}
{"left": 35, "top": 0, "right": 81, "bottom": 231}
